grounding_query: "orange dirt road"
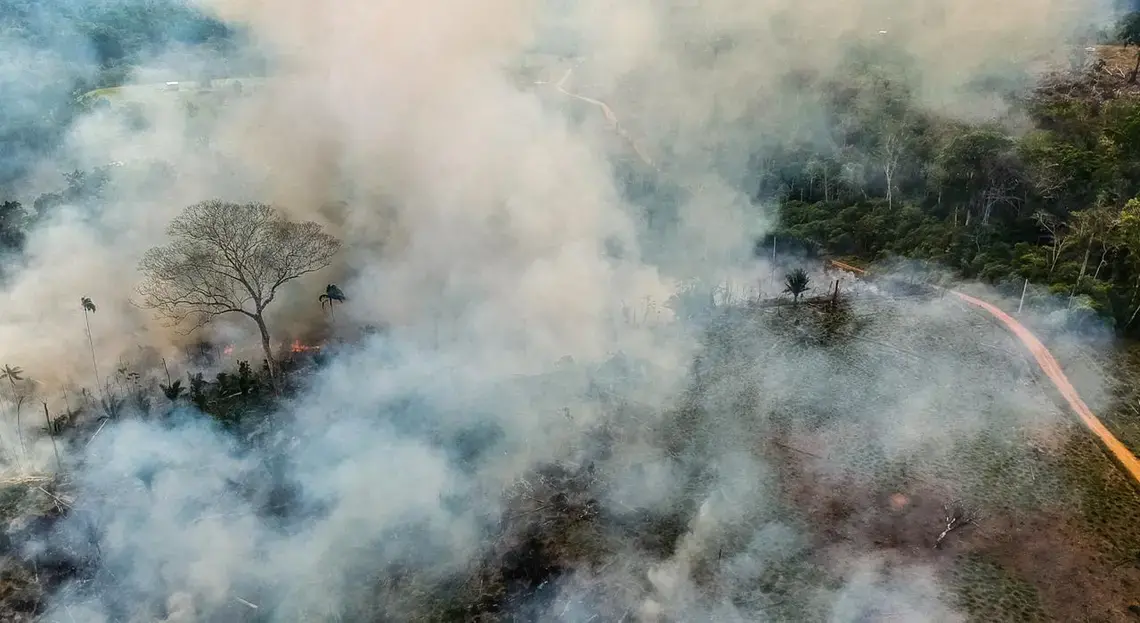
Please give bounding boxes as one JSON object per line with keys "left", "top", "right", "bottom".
{"left": 828, "top": 260, "right": 1140, "bottom": 487}
{"left": 543, "top": 72, "right": 1140, "bottom": 486}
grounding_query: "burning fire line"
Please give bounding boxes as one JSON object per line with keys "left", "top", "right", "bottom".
{"left": 289, "top": 339, "right": 321, "bottom": 353}
{"left": 219, "top": 341, "right": 321, "bottom": 357}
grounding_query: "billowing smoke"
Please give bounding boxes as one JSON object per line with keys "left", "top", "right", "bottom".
{"left": 0, "top": 0, "right": 1120, "bottom": 620}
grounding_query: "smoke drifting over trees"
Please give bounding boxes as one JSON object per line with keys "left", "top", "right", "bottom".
{"left": 0, "top": 0, "right": 1136, "bottom": 621}
{"left": 138, "top": 200, "right": 341, "bottom": 385}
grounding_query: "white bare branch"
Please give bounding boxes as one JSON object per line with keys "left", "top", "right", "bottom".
{"left": 934, "top": 500, "right": 981, "bottom": 549}
{"left": 137, "top": 200, "right": 340, "bottom": 382}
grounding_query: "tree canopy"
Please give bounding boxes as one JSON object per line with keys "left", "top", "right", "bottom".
{"left": 138, "top": 200, "right": 340, "bottom": 381}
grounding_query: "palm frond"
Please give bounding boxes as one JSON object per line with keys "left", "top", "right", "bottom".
{"left": 1, "top": 365, "right": 24, "bottom": 381}
{"left": 160, "top": 379, "right": 184, "bottom": 401}
{"left": 783, "top": 268, "right": 811, "bottom": 301}
{"left": 320, "top": 284, "right": 345, "bottom": 309}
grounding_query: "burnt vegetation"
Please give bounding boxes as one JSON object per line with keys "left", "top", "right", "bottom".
{"left": 3, "top": 4, "right": 1140, "bottom": 623}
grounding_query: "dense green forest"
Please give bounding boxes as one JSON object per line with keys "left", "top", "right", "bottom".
{"left": 769, "top": 16, "right": 1140, "bottom": 334}
{"left": 0, "top": 0, "right": 239, "bottom": 187}
{"left": 1, "top": 0, "right": 233, "bottom": 75}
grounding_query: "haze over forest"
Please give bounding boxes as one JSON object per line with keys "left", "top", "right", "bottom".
{"left": 3, "top": 0, "right": 1140, "bottom": 621}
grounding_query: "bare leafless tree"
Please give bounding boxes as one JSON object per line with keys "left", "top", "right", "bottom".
{"left": 877, "top": 132, "right": 904, "bottom": 210}
{"left": 934, "top": 500, "right": 980, "bottom": 549}
{"left": 1062, "top": 207, "right": 1114, "bottom": 306}
{"left": 1033, "top": 210, "right": 1071, "bottom": 277}
{"left": 138, "top": 201, "right": 340, "bottom": 387}
{"left": 979, "top": 175, "right": 1021, "bottom": 225}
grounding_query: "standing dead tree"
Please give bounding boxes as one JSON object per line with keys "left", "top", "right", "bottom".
{"left": 138, "top": 200, "right": 340, "bottom": 390}
{"left": 80, "top": 297, "right": 103, "bottom": 400}
{"left": 877, "top": 131, "right": 904, "bottom": 210}
{"left": 1, "top": 365, "right": 26, "bottom": 460}
{"left": 42, "top": 402, "right": 61, "bottom": 470}
{"left": 934, "top": 500, "right": 981, "bottom": 549}
{"left": 1033, "top": 210, "right": 1071, "bottom": 278}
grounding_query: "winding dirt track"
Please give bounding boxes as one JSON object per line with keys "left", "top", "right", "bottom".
{"left": 550, "top": 67, "right": 657, "bottom": 169}
{"left": 539, "top": 68, "right": 1140, "bottom": 486}
{"left": 829, "top": 260, "right": 1140, "bottom": 487}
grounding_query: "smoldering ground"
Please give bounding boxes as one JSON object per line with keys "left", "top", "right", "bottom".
{"left": 29, "top": 273, "right": 1105, "bottom": 621}
{"left": 0, "top": 0, "right": 1124, "bottom": 620}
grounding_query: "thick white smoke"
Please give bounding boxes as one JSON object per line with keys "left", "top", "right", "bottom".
{"left": 0, "top": 0, "right": 1121, "bottom": 620}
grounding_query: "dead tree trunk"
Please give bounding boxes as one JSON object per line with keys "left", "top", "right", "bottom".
{"left": 934, "top": 501, "right": 979, "bottom": 549}
{"left": 254, "top": 313, "right": 280, "bottom": 393}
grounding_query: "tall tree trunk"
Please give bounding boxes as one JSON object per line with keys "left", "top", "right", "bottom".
{"left": 1125, "top": 271, "right": 1140, "bottom": 330}
{"left": 1070, "top": 238, "right": 1093, "bottom": 307}
{"left": 10, "top": 382, "right": 23, "bottom": 459}
{"left": 84, "top": 310, "right": 102, "bottom": 396}
{"left": 1093, "top": 244, "right": 1108, "bottom": 281}
{"left": 1126, "top": 301, "right": 1140, "bottom": 331}
{"left": 254, "top": 314, "right": 279, "bottom": 392}
{"left": 44, "top": 402, "right": 61, "bottom": 470}
{"left": 1047, "top": 235, "right": 1063, "bottom": 277}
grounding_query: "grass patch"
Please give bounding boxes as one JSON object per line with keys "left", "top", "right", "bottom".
{"left": 1058, "top": 432, "right": 1140, "bottom": 561}
{"left": 950, "top": 553, "right": 1049, "bottom": 621}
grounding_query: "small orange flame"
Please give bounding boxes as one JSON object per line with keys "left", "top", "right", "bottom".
{"left": 290, "top": 339, "right": 320, "bottom": 353}
{"left": 223, "top": 345, "right": 234, "bottom": 355}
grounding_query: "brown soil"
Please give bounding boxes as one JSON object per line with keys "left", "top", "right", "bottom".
{"left": 768, "top": 424, "right": 1140, "bottom": 621}
{"left": 978, "top": 512, "right": 1140, "bottom": 622}
{"left": 1094, "top": 45, "right": 1140, "bottom": 80}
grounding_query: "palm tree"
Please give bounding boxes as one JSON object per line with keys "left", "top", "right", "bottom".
{"left": 2, "top": 365, "right": 24, "bottom": 387}
{"left": 318, "top": 284, "right": 346, "bottom": 318}
{"left": 160, "top": 379, "right": 184, "bottom": 402}
{"left": 1, "top": 365, "right": 26, "bottom": 456}
{"left": 784, "top": 268, "right": 811, "bottom": 303}
{"left": 81, "top": 297, "right": 103, "bottom": 395}
{"left": 160, "top": 359, "right": 184, "bottom": 403}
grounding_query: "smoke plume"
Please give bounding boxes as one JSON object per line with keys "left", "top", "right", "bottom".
{"left": 0, "top": 0, "right": 1120, "bottom": 620}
